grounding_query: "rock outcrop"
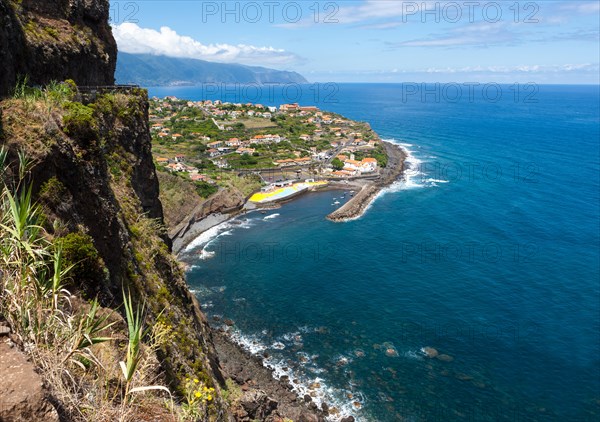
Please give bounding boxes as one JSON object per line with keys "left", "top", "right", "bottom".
{"left": 170, "top": 188, "right": 246, "bottom": 252}
{"left": 0, "top": 330, "right": 59, "bottom": 422}
{"left": 0, "top": 0, "right": 116, "bottom": 96}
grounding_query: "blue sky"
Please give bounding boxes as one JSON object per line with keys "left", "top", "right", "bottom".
{"left": 110, "top": 0, "right": 600, "bottom": 83}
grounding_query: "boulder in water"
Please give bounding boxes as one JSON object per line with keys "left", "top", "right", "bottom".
{"left": 385, "top": 348, "right": 399, "bottom": 357}
{"left": 437, "top": 353, "right": 454, "bottom": 362}
{"left": 421, "top": 346, "right": 438, "bottom": 358}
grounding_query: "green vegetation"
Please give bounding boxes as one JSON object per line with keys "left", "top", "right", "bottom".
{"left": 62, "top": 101, "right": 98, "bottom": 140}
{"left": 38, "top": 176, "right": 66, "bottom": 205}
{"left": 156, "top": 171, "right": 202, "bottom": 229}
{"left": 331, "top": 157, "right": 344, "bottom": 170}
{"left": 43, "top": 26, "right": 59, "bottom": 39}
{"left": 0, "top": 149, "right": 120, "bottom": 418}
{"left": 194, "top": 181, "right": 218, "bottom": 198}
{"left": 12, "top": 76, "right": 75, "bottom": 105}
{"left": 59, "top": 232, "right": 107, "bottom": 292}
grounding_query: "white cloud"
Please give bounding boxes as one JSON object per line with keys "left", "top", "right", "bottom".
{"left": 388, "top": 21, "right": 519, "bottom": 48}
{"left": 112, "top": 23, "right": 301, "bottom": 67}
{"left": 277, "top": 0, "right": 435, "bottom": 28}
{"left": 425, "top": 64, "right": 600, "bottom": 73}
{"left": 560, "top": 2, "right": 600, "bottom": 14}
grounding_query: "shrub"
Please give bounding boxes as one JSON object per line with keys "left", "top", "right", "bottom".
{"left": 43, "top": 26, "right": 59, "bottom": 39}
{"left": 194, "top": 181, "right": 218, "bottom": 198}
{"left": 39, "top": 177, "right": 66, "bottom": 206}
{"left": 45, "top": 80, "right": 76, "bottom": 105}
{"left": 62, "top": 101, "right": 98, "bottom": 141}
{"left": 59, "top": 232, "right": 107, "bottom": 293}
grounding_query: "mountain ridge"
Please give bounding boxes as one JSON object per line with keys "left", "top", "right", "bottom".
{"left": 116, "top": 52, "right": 308, "bottom": 86}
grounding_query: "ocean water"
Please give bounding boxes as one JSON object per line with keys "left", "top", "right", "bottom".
{"left": 154, "top": 84, "right": 600, "bottom": 421}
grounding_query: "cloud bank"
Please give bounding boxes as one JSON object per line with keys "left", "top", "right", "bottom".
{"left": 112, "top": 23, "right": 301, "bottom": 67}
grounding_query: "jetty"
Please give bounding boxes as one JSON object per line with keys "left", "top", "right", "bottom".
{"left": 327, "top": 141, "right": 406, "bottom": 221}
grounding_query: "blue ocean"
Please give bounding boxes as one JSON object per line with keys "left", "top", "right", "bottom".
{"left": 149, "top": 84, "right": 600, "bottom": 421}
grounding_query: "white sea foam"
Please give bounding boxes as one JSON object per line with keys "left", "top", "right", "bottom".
{"left": 263, "top": 213, "right": 280, "bottom": 220}
{"left": 380, "top": 138, "right": 452, "bottom": 193}
{"left": 226, "top": 329, "right": 367, "bottom": 421}
{"left": 183, "top": 220, "right": 232, "bottom": 252}
{"left": 403, "top": 349, "right": 424, "bottom": 360}
{"left": 198, "top": 249, "right": 215, "bottom": 260}
{"left": 228, "top": 330, "right": 268, "bottom": 354}
{"left": 183, "top": 218, "right": 257, "bottom": 263}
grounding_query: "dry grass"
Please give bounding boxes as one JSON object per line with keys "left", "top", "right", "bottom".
{"left": 235, "top": 118, "right": 277, "bottom": 129}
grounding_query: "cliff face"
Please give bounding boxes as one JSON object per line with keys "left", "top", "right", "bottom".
{"left": 0, "top": 0, "right": 116, "bottom": 96}
{"left": 0, "top": 89, "right": 230, "bottom": 419}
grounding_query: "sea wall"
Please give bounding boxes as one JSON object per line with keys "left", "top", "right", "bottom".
{"left": 327, "top": 142, "right": 406, "bottom": 221}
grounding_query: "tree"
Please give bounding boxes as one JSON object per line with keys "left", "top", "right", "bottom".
{"left": 331, "top": 157, "right": 344, "bottom": 170}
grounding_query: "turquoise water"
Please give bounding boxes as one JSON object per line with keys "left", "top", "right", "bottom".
{"left": 154, "top": 84, "right": 600, "bottom": 421}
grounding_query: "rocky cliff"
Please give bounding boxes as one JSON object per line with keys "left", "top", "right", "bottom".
{"left": 0, "top": 0, "right": 116, "bottom": 97}
{"left": 0, "top": 87, "right": 232, "bottom": 419}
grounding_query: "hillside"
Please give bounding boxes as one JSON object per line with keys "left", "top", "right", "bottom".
{"left": 116, "top": 52, "right": 308, "bottom": 86}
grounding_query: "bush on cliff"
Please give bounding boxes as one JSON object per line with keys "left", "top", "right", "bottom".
{"left": 62, "top": 101, "right": 98, "bottom": 141}
{"left": 59, "top": 231, "right": 109, "bottom": 295}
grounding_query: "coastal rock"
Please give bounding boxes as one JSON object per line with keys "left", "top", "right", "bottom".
{"left": 437, "top": 354, "right": 454, "bottom": 362}
{"left": 214, "top": 330, "right": 325, "bottom": 421}
{"left": 421, "top": 347, "right": 439, "bottom": 358}
{"left": 341, "top": 417, "right": 356, "bottom": 422}
{"left": 0, "top": 341, "right": 59, "bottom": 422}
{"left": 224, "top": 318, "right": 235, "bottom": 326}
{"left": 0, "top": 325, "right": 10, "bottom": 336}
{"left": 170, "top": 187, "right": 246, "bottom": 252}
{"left": 239, "top": 390, "right": 278, "bottom": 420}
{"left": 2, "top": 78, "right": 230, "bottom": 416}
{"left": 385, "top": 348, "right": 399, "bottom": 357}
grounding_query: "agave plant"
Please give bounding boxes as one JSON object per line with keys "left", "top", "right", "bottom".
{"left": 120, "top": 289, "right": 171, "bottom": 401}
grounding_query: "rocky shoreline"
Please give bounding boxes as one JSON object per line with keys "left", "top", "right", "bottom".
{"left": 212, "top": 330, "right": 333, "bottom": 422}
{"left": 327, "top": 141, "right": 407, "bottom": 222}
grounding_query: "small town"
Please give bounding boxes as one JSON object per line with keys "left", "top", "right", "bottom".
{"left": 148, "top": 96, "right": 389, "bottom": 201}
